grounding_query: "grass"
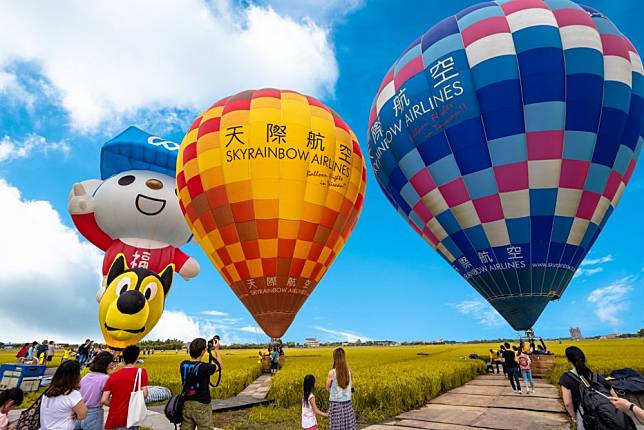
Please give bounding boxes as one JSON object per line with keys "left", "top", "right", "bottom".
{"left": 137, "top": 349, "right": 263, "bottom": 399}
{"left": 0, "top": 348, "right": 263, "bottom": 408}
{"left": 266, "top": 345, "right": 484, "bottom": 422}
{"left": 541, "top": 338, "right": 644, "bottom": 385}
{"left": 2, "top": 337, "right": 643, "bottom": 429}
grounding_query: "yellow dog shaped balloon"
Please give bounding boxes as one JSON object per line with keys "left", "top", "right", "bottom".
{"left": 99, "top": 254, "right": 173, "bottom": 349}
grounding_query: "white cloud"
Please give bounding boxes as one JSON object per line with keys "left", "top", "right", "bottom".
{"left": 574, "top": 267, "right": 605, "bottom": 278}
{"left": 146, "top": 310, "right": 264, "bottom": 344}
{"left": 575, "top": 254, "right": 614, "bottom": 278}
{"left": 236, "top": 326, "right": 262, "bottom": 334}
{"left": 312, "top": 326, "right": 370, "bottom": 343}
{"left": 266, "top": 0, "right": 365, "bottom": 24}
{"left": 0, "top": 0, "right": 339, "bottom": 130}
{"left": 201, "top": 310, "right": 228, "bottom": 317}
{"left": 581, "top": 254, "right": 614, "bottom": 266}
{"left": 455, "top": 299, "right": 503, "bottom": 327}
{"left": 0, "top": 134, "right": 69, "bottom": 162}
{"left": 0, "top": 179, "right": 103, "bottom": 343}
{"left": 0, "top": 71, "right": 36, "bottom": 108}
{"left": 146, "top": 310, "right": 203, "bottom": 341}
{"left": 587, "top": 277, "right": 634, "bottom": 327}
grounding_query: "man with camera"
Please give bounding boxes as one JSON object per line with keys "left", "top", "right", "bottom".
{"left": 179, "top": 336, "right": 222, "bottom": 430}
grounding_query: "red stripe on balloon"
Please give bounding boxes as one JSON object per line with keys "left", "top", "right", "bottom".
{"left": 253, "top": 88, "right": 281, "bottom": 99}
{"left": 553, "top": 8, "right": 595, "bottom": 28}
{"left": 439, "top": 178, "right": 470, "bottom": 207}
{"left": 576, "top": 191, "right": 601, "bottom": 220}
{"left": 410, "top": 168, "right": 436, "bottom": 196}
{"left": 473, "top": 194, "right": 504, "bottom": 223}
{"left": 222, "top": 98, "right": 251, "bottom": 114}
{"left": 623, "top": 159, "right": 636, "bottom": 184}
{"left": 527, "top": 130, "right": 564, "bottom": 160}
{"left": 494, "top": 162, "right": 529, "bottom": 192}
{"left": 413, "top": 201, "right": 433, "bottom": 223}
{"left": 461, "top": 16, "right": 511, "bottom": 47}
{"left": 602, "top": 170, "right": 622, "bottom": 200}
{"left": 197, "top": 117, "right": 221, "bottom": 138}
{"left": 500, "top": 0, "right": 548, "bottom": 15}
{"left": 559, "top": 160, "right": 589, "bottom": 190}
{"left": 601, "top": 34, "right": 630, "bottom": 60}
{"left": 394, "top": 56, "right": 424, "bottom": 89}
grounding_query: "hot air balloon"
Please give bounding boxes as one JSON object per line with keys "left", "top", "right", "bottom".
{"left": 367, "top": 0, "right": 642, "bottom": 331}
{"left": 68, "top": 127, "right": 200, "bottom": 349}
{"left": 177, "top": 89, "right": 367, "bottom": 338}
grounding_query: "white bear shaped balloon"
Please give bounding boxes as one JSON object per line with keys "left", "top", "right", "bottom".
{"left": 68, "top": 126, "right": 199, "bottom": 348}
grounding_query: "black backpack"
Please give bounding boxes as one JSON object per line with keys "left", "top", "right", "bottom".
{"left": 568, "top": 371, "right": 636, "bottom": 430}
{"left": 165, "top": 363, "right": 202, "bottom": 427}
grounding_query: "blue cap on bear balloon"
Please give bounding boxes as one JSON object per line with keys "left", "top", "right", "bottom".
{"left": 100, "top": 126, "right": 180, "bottom": 180}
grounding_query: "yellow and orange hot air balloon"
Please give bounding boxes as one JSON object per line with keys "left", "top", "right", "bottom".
{"left": 176, "top": 89, "right": 366, "bottom": 338}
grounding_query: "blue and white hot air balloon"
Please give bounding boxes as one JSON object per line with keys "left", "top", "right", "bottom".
{"left": 367, "top": 0, "right": 642, "bottom": 330}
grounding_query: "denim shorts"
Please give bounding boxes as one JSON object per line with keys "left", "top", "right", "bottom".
{"left": 74, "top": 407, "right": 104, "bottom": 430}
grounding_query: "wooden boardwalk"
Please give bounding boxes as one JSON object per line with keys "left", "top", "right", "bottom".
{"left": 211, "top": 373, "right": 273, "bottom": 412}
{"left": 148, "top": 373, "right": 273, "bottom": 415}
{"left": 365, "top": 374, "right": 570, "bottom": 430}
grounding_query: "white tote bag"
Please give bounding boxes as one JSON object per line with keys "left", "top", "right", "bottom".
{"left": 127, "top": 367, "right": 148, "bottom": 427}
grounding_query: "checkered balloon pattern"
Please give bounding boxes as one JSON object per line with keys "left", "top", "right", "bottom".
{"left": 367, "top": 0, "right": 642, "bottom": 330}
{"left": 177, "top": 89, "right": 366, "bottom": 338}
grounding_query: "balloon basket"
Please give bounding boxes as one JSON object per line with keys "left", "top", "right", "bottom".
{"left": 528, "top": 353, "right": 556, "bottom": 377}
{"left": 260, "top": 354, "right": 285, "bottom": 373}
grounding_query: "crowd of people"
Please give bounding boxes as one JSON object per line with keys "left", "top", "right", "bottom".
{"left": 0, "top": 338, "right": 225, "bottom": 430}
{"left": 14, "top": 340, "right": 115, "bottom": 369}
{"left": 3, "top": 340, "right": 643, "bottom": 430}
{"left": 15, "top": 341, "right": 57, "bottom": 366}
{"left": 486, "top": 339, "right": 551, "bottom": 394}
{"left": 483, "top": 343, "right": 644, "bottom": 428}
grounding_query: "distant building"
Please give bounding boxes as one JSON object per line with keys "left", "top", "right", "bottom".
{"left": 569, "top": 327, "right": 583, "bottom": 340}
{"left": 371, "top": 340, "right": 397, "bottom": 346}
{"left": 304, "top": 338, "right": 320, "bottom": 348}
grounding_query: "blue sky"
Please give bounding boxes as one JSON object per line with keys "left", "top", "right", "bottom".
{"left": 0, "top": 0, "right": 642, "bottom": 344}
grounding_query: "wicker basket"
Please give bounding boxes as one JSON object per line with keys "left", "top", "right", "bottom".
{"left": 529, "top": 354, "right": 556, "bottom": 377}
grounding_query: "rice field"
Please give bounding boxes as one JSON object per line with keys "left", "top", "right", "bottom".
{"left": 2, "top": 338, "right": 642, "bottom": 429}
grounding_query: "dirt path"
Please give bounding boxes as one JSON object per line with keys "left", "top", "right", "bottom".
{"left": 364, "top": 374, "right": 569, "bottom": 430}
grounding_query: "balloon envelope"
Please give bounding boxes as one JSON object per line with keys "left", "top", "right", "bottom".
{"left": 367, "top": 0, "right": 642, "bottom": 330}
{"left": 177, "top": 89, "right": 367, "bottom": 338}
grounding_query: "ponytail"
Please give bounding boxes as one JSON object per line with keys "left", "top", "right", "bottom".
{"left": 565, "top": 346, "right": 591, "bottom": 379}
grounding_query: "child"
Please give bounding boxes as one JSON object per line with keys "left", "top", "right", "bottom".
{"left": 61, "top": 347, "right": 73, "bottom": 363}
{"left": 0, "top": 388, "right": 24, "bottom": 430}
{"left": 517, "top": 350, "right": 535, "bottom": 394}
{"left": 302, "top": 374, "right": 327, "bottom": 430}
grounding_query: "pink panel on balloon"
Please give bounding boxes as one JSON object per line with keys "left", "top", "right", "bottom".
{"left": 494, "top": 162, "right": 528, "bottom": 192}
{"left": 473, "top": 194, "right": 504, "bottom": 223}
{"left": 439, "top": 178, "right": 470, "bottom": 207}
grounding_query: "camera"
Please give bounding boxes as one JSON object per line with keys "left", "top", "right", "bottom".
{"left": 207, "top": 335, "right": 220, "bottom": 351}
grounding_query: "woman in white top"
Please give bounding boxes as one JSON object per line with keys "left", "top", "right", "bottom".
{"left": 302, "top": 374, "right": 327, "bottom": 429}
{"left": 40, "top": 360, "right": 88, "bottom": 430}
{"left": 325, "top": 348, "right": 356, "bottom": 430}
